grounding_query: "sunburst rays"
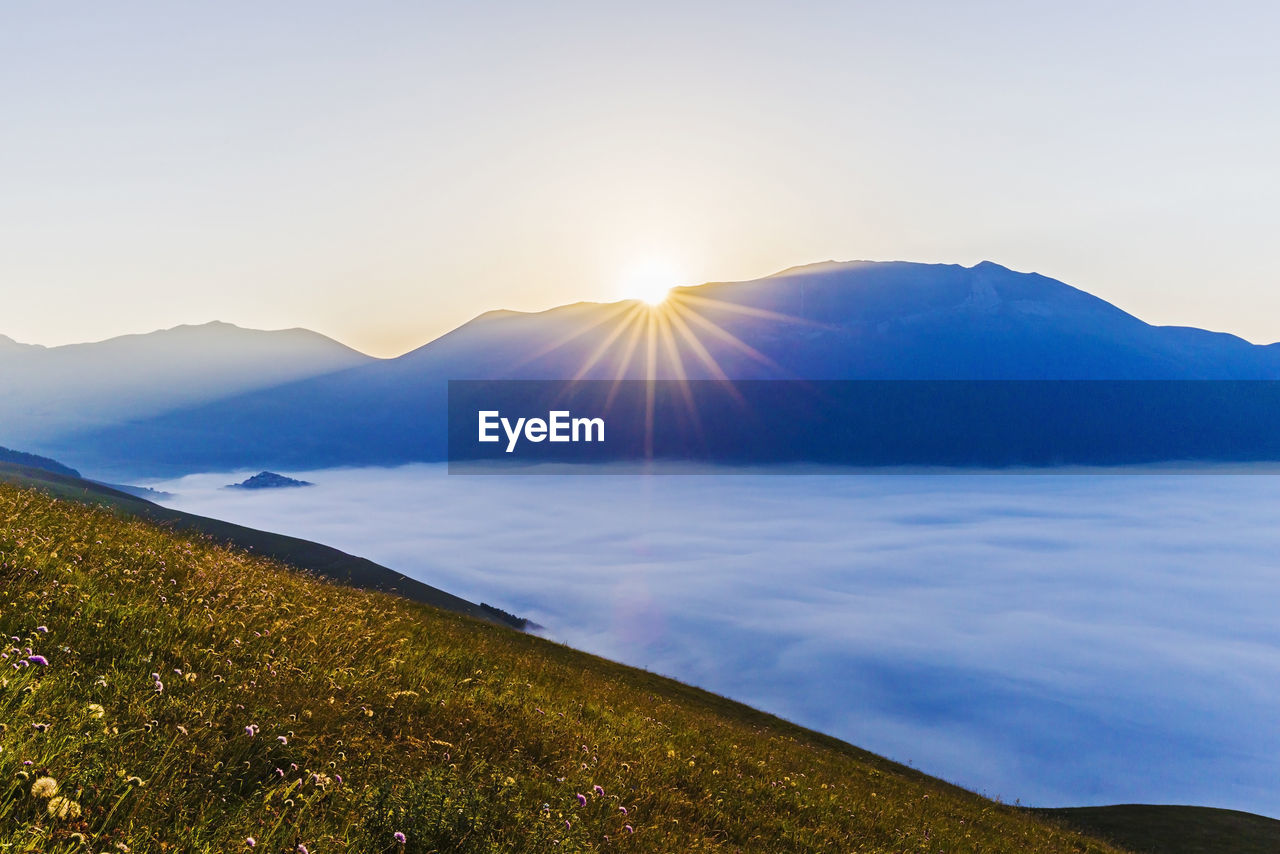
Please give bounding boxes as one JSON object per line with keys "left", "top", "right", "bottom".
{"left": 506, "top": 286, "right": 819, "bottom": 459}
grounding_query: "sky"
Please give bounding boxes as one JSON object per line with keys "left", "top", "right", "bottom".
{"left": 154, "top": 466, "right": 1280, "bottom": 816}
{"left": 2, "top": 1, "right": 1278, "bottom": 357}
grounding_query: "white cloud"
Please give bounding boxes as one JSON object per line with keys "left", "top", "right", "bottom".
{"left": 152, "top": 466, "right": 1280, "bottom": 816}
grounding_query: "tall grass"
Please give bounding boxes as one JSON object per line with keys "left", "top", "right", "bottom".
{"left": 0, "top": 484, "right": 1126, "bottom": 853}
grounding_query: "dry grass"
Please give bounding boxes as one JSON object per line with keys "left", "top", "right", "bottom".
{"left": 0, "top": 484, "right": 1129, "bottom": 853}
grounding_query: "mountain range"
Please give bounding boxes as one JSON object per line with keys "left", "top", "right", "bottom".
{"left": 10, "top": 260, "right": 1280, "bottom": 477}
{"left": 0, "top": 321, "right": 370, "bottom": 451}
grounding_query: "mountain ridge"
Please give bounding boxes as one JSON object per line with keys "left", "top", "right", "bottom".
{"left": 0, "top": 319, "right": 374, "bottom": 453}
{"left": 33, "top": 260, "right": 1280, "bottom": 477}
{"left": 0, "top": 319, "right": 372, "bottom": 352}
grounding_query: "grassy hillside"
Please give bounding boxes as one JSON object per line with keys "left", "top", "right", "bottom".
{"left": 1032, "top": 805, "right": 1280, "bottom": 854}
{"left": 0, "top": 446, "right": 80, "bottom": 478}
{"left": 0, "top": 483, "right": 1130, "bottom": 853}
{"left": 0, "top": 461, "right": 526, "bottom": 630}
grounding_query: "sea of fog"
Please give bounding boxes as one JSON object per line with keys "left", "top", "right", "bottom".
{"left": 149, "top": 466, "right": 1280, "bottom": 817}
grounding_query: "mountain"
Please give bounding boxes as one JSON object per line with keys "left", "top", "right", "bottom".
{"left": 0, "top": 321, "right": 372, "bottom": 452}
{"left": 0, "top": 460, "right": 525, "bottom": 629}
{"left": 0, "top": 444, "right": 81, "bottom": 478}
{"left": 227, "top": 470, "right": 315, "bottom": 489}
{"left": 1032, "top": 805, "right": 1280, "bottom": 854}
{"left": 0, "top": 480, "right": 1133, "bottom": 852}
{"left": 5, "top": 477, "right": 1273, "bottom": 852}
{"left": 350, "top": 259, "right": 1280, "bottom": 382}
{"left": 44, "top": 261, "right": 1280, "bottom": 476}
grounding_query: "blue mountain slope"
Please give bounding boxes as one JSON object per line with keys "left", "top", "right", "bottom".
{"left": 0, "top": 321, "right": 373, "bottom": 452}
{"left": 49, "top": 261, "right": 1280, "bottom": 477}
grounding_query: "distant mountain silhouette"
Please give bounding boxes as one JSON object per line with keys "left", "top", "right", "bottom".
{"left": 0, "top": 445, "right": 81, "bottom": 478}
{"left": 0, "top": 321, "right": 372, "bottom": 452}
{"left": 227, "top": 471, "right": 314, "bottom": 489}
{"left": 44, "top": 262, "right": 1280, "bottom": 476}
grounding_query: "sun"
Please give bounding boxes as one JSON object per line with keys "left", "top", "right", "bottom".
{"left": 618, "top": 259, "right": 682, "bottom": 306}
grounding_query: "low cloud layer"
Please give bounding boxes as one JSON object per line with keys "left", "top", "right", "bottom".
{"left": 152, "top": 467, "right": 1280, "bottom": 816}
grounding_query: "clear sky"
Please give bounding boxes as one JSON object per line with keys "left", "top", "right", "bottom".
{"left": 2, "top": 1, "right": 1277, "bottom": 357}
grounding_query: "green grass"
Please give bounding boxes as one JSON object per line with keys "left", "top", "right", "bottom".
{"left": 0, "top": 482, "right": 1134, "bottom": 853}
{"left": 0, "top": 461, "right": 525, "bottom": 629}
{"left": 1032, "top": 806, "right": 1280, "bottom": 854}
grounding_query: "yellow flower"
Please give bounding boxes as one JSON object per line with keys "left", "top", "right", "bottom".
{"left": 30, "top": 776, "right": 58, "bottom": 799}
{"left": 87, "top": 703, "right": 106, "bottom": 719}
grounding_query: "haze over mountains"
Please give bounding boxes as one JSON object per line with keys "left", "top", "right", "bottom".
{"left": 12, "top": 261, "right": 1280, "bottom": 477}
{"left": 0, "top": 321, "right": 371, "bottom": 450}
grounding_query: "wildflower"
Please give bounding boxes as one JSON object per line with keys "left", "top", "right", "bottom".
{"left": 593, "top": 785, "right": 604, "bottom": 797}
{"left": 27, "top": 655, "right": 48, "bottom": 666}
{"left": 575, "top": 793, "right": 587, "bottom": 806}
{"left": 36, "top": 626, "right": 48, "bottom": 633}
{"left": 245, "top": 724, "right": 259, "bottom": 737}
{"left": 393, "top": 831, "right": 406, "bottom": 844}
{"left": 297, "top": 846, "right": 309, "bottom": 854}
{"left": 246, "top": 838, "right": 256, "bottom": 847}
{"left": 31, "top": 776, "right": 59, "bottom": 798}
{"left": 86, "top": 703, "right": 105, "bottom": 719}
{"left": 277, "top": 735, "right": 288, "bottom": 745}
{"left": 619, "top": 806, "right": 628, "bottom": 815}
{"left": 126, "top": 776, "right": 145, "bottom": 787}
{"left": 47, "top": 796, "right": 82, "bottom": 819}
{"left": 625, "top": 824, "right": 634, "bottom": 834}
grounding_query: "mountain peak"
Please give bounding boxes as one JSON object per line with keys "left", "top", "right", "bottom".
{"left": 0, "top": 333, "right": 43, "bottom": 351}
